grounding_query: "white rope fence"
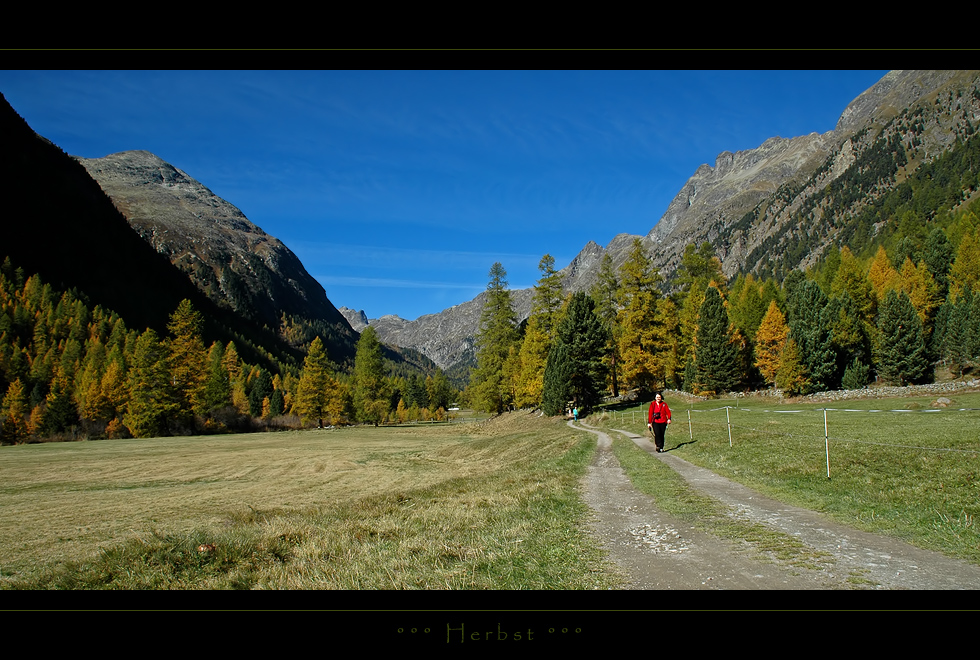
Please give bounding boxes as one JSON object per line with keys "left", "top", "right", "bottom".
{"left": 606, "top": 405, "right": 980, "bottom": 478}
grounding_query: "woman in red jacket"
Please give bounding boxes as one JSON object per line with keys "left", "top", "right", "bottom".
{"left": 647, "top": 392, "right": 671, "bottom": 453}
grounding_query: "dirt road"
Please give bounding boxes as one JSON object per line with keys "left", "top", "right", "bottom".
{"left": 573, "top": 420, "right": 980, "bottom": 590}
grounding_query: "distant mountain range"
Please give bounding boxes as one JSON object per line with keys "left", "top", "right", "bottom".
{"left": 345, "top": 70, "right": 980, "bottom": 373}
{"left": 6, "top": 70, "right": 978, "bottom": 383}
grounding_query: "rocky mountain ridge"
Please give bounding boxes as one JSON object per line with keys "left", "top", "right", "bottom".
{"left": 358, "top": 70, "right": 980, "bottom": 373}
{"left": 0, "top": 93, "right": 307, "bottom": 371}
{"left": 76, "top": 150, "right": 359, "bottom": 363}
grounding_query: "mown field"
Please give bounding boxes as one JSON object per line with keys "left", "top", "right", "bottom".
{"left": 0, "top": 411, "right": 620, "bottom": 590}
{"left": 591, "top": 390, "right": 980, "bottom": 565}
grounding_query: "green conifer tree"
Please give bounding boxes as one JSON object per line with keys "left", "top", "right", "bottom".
{"left": 202, "top": 341, "right": 232, "bottom": 413}
{"left": 512, "top": 255, "right": 567, "bottom": 408}
{"left": 876, "top": 289, "right": 931, "bottom": 385}
{"left": 693, "top": 286, "right": 740, "bottom": 395}
{"left": 541, "top": 340, "right": 572, "bottom": 417}
{"left": 471, "top": 263, "right": 519, "bottom": 414}
{"left": 542, "top": 292, "right": 607, "bottom": 415}
{"left": 924, "top": 227, "right": 954, "bottom": 300}
{"left": 590, "top": 253, "right": 620, "bottom": 397}
{"left": 790, "top": 280, "right": 837, "bottom": 392}
{"left": 353, "top": 326, "right": 388, "bottom": 425}
{"left": 124, "top": 329, "right": 179, "bottom": 438}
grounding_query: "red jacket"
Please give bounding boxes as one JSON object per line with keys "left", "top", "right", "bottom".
{"left": 648, "top": 400, "right": 671, "bottom": 424}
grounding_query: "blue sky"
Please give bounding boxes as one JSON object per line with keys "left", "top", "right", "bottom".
{"left": 0, "top": 70, "right": 890, "bottom": 321}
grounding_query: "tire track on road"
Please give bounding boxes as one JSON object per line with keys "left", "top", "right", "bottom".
{"left": 572, "top": 420, "right": 839, "bottom": 590}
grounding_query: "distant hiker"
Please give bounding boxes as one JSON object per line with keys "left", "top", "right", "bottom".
{"left": 573, "top": 407, "right": 579, "bottom": 422}
{"left": 647, "top": 392, "right": 671, "bottom": 453}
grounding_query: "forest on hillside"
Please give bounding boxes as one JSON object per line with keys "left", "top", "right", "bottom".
{"left": 0, "top": 257, "right": 457, "bottom": 444}
{"left": 7, "top": 77, "right": 980, "bottom": 440}
{"left": 464, "top": 118, "right": 980, "bottom": 415}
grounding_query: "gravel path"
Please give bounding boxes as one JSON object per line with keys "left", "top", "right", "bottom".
{"left": 573, "top": 420, "right": 980, "bottom": 590}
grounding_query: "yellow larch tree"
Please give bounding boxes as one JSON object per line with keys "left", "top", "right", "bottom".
{"left": 949, "top": 229, "right": 980, "bottom": 301}
{"left": 867, "top": 245, "right": 901, "bottom": 303}
{"left": 899, "top": 258, "right": 939, "bottom": 325}
{"left": 754, "top": 300, "right": 789, "bottom": 386}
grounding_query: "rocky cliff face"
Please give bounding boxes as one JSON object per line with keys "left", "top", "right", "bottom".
{"left": 339, "top": 307, "right": 369, "bottom": 332}
{"left": 360, "top": 70, "right": 980, "bottom": 375}
{"left": 342, "top": 288, "right": 534, "bottom": 370}
{"left": 77, "top": 151, "right": 358, "bottom": 358}
{"left": 646, "top": 131, "right": 837, "bottom": 277}
{"left": 645, "top": 70, "right": 977, "bottom": 279}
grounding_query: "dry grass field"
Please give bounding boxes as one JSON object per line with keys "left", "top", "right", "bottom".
{"left": 0, "top": 412, "right": 618, "bottom": 589}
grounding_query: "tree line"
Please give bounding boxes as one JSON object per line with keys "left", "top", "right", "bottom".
{"left": 463, "top": 205, "right": 980, "bottom": 416}
{"left": 0, "top": 257, "right": 457, "bottom": 444}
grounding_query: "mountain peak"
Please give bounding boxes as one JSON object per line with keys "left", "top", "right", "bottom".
{"left": 77, "top": 150, "right": 357, "bottom": 360}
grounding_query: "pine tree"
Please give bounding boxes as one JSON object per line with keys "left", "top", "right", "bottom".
{"left": 728, "top": 274, "right": 762, "bottom": 339}
{"left": 654, "top": 296, "right": 683, "bottom": 389}
{"left": 923, "top": 227, "right": 954, "bottom": 300}
{"left": 692, "top": 286, "right": 740, "bottom": 395}
{"left": 530, "top": 254, "right": 565, "bottom": 337}
{"left": 675, "top": 242, "right": 727, "bottom": 380}
{"left": 868, "top": 245, "right": 901, "bottom": 303}
{"left": 353, "top": 326, "right": 388, "bottom": 425}
{"left": 831, "top": 246, "right": 875, "bottom": 324}
{"left": 511, "top": 316, "right": 550, "bottom": 408}
{"left": 841, "top": 357, "right": 870, "bottom": 390}
{"left": 471, "top": 263, "right": 519, "bottom": 414}
{"left": 269, "top": 382, "right": 285, "bottom": 417}
{"left": 936, "top": 288, "right": 972, "bottom": 376}
{"left": 124, "top": 329, "right": 179, "bottom": 438}
{"left": 512, "top": 256, "right": 567, "bottom": 408}
{"left": 202, "top": 341, "right": 232, "bottom": 413}
{"left": 427, "top": 371, "right": 454, "bottom": 412}
{"left": 41, "top": 365, "right": 78, "bottom": 435}
{"left": 542, "top": 292, "right": 607, "bottom": 415}
{"left": 99, "top": 358, "right": 128, "bottom": 424}
{"left": 590, "top": 253, "right": 620, "bottom": 397}
{"left": 222, "top": 342, "right": 249, "bottom": 415}
{"left": 248, "top": 369, "right": 273, "bottom": 418}
{"left": 541, "top": 340, "right": 572, "bottom": 417}
{"left": 824, "top": 292, "right": 872, "bottom": 385}
{"left": 899, "top": 258, "right": 939, "bottom": 326}
{"left": 876, "top": 289, "right": 931, "bottom": 385}
{"left": 789, "top": 280, "right": 837, "bottom": 392}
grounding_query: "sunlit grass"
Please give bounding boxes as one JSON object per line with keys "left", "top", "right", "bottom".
{"left": 592, "top": 391, "right": 980, "bottom": 564}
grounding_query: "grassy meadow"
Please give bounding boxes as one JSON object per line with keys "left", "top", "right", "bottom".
{"left": 591, "top": 390, "right": 980, "bottom": 565}
{"left": 0, "top": 412, "right": 620, "bottom": 589}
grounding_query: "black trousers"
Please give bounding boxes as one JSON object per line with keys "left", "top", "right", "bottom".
{"left": 652, "top": 422, "right": 668, "bottom": 451}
